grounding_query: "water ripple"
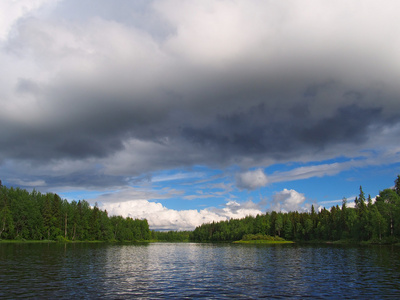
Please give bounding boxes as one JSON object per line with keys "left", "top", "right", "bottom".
{"left": 1, "top": 243, "right": 400, "bottom": 299}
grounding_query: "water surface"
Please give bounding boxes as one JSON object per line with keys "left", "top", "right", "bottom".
{"left": 1, "top": 242, "right": 399, "bottom": 298}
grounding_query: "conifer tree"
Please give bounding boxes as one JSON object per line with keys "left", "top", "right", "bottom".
{"left": 395, "top": 175, "right": 400, "bottom": 196}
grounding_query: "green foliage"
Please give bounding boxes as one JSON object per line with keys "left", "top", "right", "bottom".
{"left": 0, "top": 185, "right": 150, "bottom": 242}
{"left": 3, "top": 175, "right": 400, "bottom": 244}
{"left": 56, "top": 235, "right": 68, "bottom": 243}
{"left": 190, "top": 175, "right": 400, "bottom": 244}
{"left": 151, "top": 230, "right": 190, "bottom": 242}
{"left": 241, "top": 234, "right": 285, "bottom": 241}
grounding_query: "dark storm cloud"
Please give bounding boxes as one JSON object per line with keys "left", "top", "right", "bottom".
{"left": 181, "top": 102, "right": 386, "bottom": 160}
{"left": 55, "top": 136, "right": 124, "bottom": 159}
{"left": 0, "top": 115, "right": 125, "bottom": 161}
{"left": 44, "top": 171, "right": 126, "bottom": 190}
{"left": 1, "top": 0, "right": 400, "bottom": 189}
{"left": 182, "top": 103, "right": 298, "bottom": 157}
{"left": 299, "top": 104, "right": 384, "bottom": 147}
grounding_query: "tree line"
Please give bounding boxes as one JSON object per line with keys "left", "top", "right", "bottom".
{"left": 2, "top": 176, "right": 400, "bottom": 243}
{"left": 150, "top": 230, "right": 191, "bottom": 242}
{"left": 190, "top": 176, "right": 400, "bottom": 243}
{"left": 0, "top": 184, "right": 150, "bottom": 241}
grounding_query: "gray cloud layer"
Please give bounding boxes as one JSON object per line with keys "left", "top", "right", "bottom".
{"left": 1, "top": 0, "right": 400, "bottom": 190}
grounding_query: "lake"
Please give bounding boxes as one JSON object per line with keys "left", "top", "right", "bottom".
{"left": 1, "top": 242, "right": 400, "bottom": 299}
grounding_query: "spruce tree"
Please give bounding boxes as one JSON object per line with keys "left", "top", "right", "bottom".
{"left": 395, "top": 175, "right": 400, "bottom": 196}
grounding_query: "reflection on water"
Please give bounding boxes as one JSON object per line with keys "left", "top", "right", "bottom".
{"left": 1, "top": 242, "right": 400, "bottom": 298}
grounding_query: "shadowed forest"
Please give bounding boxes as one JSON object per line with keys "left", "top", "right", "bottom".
{"left": 1, "top": 176, "right": 400, "bottom": 244}
{"left": 0, "top": 183, "right": 150, "bottom": 242}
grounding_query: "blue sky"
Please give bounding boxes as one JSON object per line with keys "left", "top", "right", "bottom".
{"left": 1, "top": 0, "right": 400, "bottom": 230}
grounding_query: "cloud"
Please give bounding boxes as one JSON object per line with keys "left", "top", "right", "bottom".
{"left": 183, "top": 194, "right": 215, "bottom": 201}
{"left": 99, "top": 197, "right": 263, "bottom": 231}
{"left": 152, "top": 172, "right": 205, "bottom": 183}
{"left": 90, "top": 184, "right": 265, "bottom": 230}
{"left": 183, "top": 182, "right": 234, "bottom": 200}
{"left": 0, "top": 0, "right": 400, "bottom": 195}
{"left": 236, "top": 169, "right": 268, "bottom": 190}
{"left": 235, "top": 147, "right": 400, "bottom": 191}
{"left": 271, "top": 189, "right": 307, "bottom": 212}
{"left": 9, "top": 178, "right": 46, "bottom": 187}
{"left": 0, "top": 0, "right": 59, "bottom": 40}
{"left": 218, "top": 200, "right": 264, "bottom": 218}
{"left": 101, "top": 200, "right": 224, "bottom": 231}
{"left": 91, "top": 186, "right": 184, "bottom": 205}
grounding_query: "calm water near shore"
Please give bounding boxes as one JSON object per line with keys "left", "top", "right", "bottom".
{"left": 1, "top": 242, "right": 400, "bottom": 299}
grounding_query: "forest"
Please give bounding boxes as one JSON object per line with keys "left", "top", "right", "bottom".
{"left": 190, "top": 176, "right": 400, "bottom": 243}
{"left": 0, "top": 183, "right": 150, "bottom": 242}
{"left": 1, "top": 175, "right": 400, "bottom": 243}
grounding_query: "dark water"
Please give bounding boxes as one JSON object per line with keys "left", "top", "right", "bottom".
{"left": 1, "top": 243, "right": 400, "bottom": 299}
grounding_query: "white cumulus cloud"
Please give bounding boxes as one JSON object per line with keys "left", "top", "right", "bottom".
{"left": 236, "top": 169, "right": 268, "bottom": 190}
{"left": 97, "top": 192, "right": 264, "bottom": 231}
{"left": 271, "top": 189, "right": 307, "bottom": 212}
{"left": 101, "top": 200, "right": 226, "bottom": 231}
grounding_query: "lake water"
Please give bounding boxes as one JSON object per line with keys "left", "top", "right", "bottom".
{"left": 1, "top": 242, "right": 400, "bottom": 299}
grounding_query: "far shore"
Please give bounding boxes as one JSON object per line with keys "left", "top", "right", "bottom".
{"left": 233, "top": 240, "right": 294, "bottom": 244}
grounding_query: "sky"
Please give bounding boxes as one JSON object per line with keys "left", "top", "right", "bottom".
{"left": 1, "top": 0, "right": 400, "bottom": 231}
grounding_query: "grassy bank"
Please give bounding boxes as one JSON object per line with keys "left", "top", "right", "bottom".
{"left": 233, "top": 240, "right": 294, "bottom": 244}
{"left": 0, "top": 239, "right": 148, "bottom": 244}
{"left": 233, "top": 234, "right": 294, "bottom": 244}
{"left": 0, "top": 239, "right": 57, "bottom": 243}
